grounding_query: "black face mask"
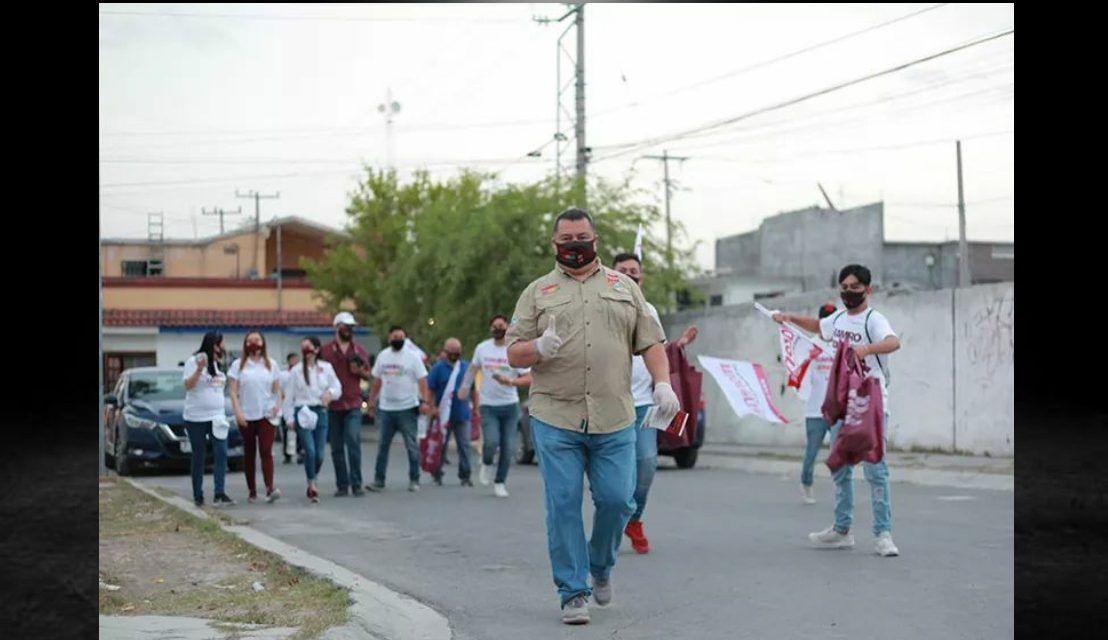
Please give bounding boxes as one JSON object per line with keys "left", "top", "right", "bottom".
{"left": 491, "top": 328, "right": 507, "bottom": 340}
{"left": 390, "top": 339, "right": 405, "bottom": 352}
{"left": 629, "top": 276, "right": 641, "bottom": 285}
{"left": 841, "top": 289, "right": 867, "bottom": 309}
{"left": 446, "top": 353, "right": 460, "bottom": 363}
{"left": 555, "top": 240, "right": 597, "bottom": 269}
{"left": 338, "top": 328, "right": 353, "bottom": 341}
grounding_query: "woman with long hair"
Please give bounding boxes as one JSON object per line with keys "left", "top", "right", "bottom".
{"left": 182, "top": 331, "right": 235, "bottom": 506}
{"left": 228, "top": 330, "right": 283, "bottom": 504}
{"left": 285, "top": 336, "right": 341, "bottom": 502}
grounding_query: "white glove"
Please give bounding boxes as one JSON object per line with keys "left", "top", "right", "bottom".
{"left": 533, "top": 314, "right": 564, "bottom": 360}
{"left": 652, "top": 382, "right": 681, "bottom": 424}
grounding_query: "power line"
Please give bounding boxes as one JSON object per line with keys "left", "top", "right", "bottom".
{"left": 98, "top": 9, "right": 524, "bottom": 24}
{"left": 591, "top": 27, "right": 1014, "bottom": 164}
{"left": 589, "top": 3, "right": 950, "bottom": 120}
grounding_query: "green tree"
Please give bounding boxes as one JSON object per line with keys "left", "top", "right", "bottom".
{"left": 305, "top": 168, "right": 700, "bottom": 356}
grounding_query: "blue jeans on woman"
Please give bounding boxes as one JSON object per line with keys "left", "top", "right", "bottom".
{"left": 480, "top": 403, "right": 520, "bottom": 484}
{"left": 631, "top": 404, "right": 657, "bottom": 521}
{"left": 184, "top": 420, "right": 227, "bottom": 502}
{"left": 294, "top": 406, "right": 329, "bottom": 482}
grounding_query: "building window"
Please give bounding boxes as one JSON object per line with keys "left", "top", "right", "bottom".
{"left": 709, "top": 294, "right": 724, "bottom": 306}
{"left": 753, "top": 291, "right": 786, "bottom": 301}
{"left": 120, "top": 260, "right": 165, "bottom": 277}
{"left": 103, "top": 352, "right": 157, "bottom": 392}
{"left": 991, "top": 246, "right": 1014, "bottom": 260}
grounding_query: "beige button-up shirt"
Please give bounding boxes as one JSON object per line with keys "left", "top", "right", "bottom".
{"left": 506, "top": 262, "right": 665, "bottom": 434}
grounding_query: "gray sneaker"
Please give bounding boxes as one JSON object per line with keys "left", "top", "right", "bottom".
{"left": 592, "top": 577, "right": 612, "bottom": 607}
{"left": 561, "top": 595, "right": 590, "bottom": 625}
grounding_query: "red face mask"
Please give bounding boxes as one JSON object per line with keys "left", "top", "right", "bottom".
{"left": 246, "top": 343, "right": 263, "bottom": 355}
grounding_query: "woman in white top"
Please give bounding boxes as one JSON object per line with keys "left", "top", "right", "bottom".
{"left": 286, "top": 336, "right": 342, "bottom": 502}
{"left": 799, "top": 303, "right": 839, "bottom": 505}
{"left": 182, "top": 331, "right": 233, "bottom": 507}
{"left": 228, "top": 330, "right": 283, "bottom": 504}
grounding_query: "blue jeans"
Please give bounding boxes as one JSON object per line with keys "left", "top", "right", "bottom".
{"left": 432, "top": 419, "right": 471, "bottom": 481}
{"left": 531, "top": 417, "right": 637, "bottom": 607}
{"left": 184, "top": 421, "right": 227, "bottom": 501}
{"left": 295, "top": 406, "right": 329, "bottom": 483}
{"left": 329, "top": 408, "right": 363, "bottom": 490}
{"left": 631, "top": 404, "right": 657, "bottom": 522}
{"left": 801, "top": 417, "right": 832, "bottom": 487}
{"left": 830, "top": 415, "right": 892, "bottom": 536}
{"left": 375, "top": 408, "right": 421, "bottom": 484}
{"left": 481, "top": 403, "right": 519, "bottom": 484}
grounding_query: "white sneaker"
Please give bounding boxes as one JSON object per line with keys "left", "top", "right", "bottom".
{"left": 493, "top": 483, "right": 509, "bottom": 498}
{"left": 801, "top": 484, "right": 816, "bottom": 504}
{"left": 479, "top": 464, "right": 492, "bottom": 486}
{"left": 808, "top": 526, "right": 855, "bottom": 549}
{"left": 561, "top": 595, "right": 590, "bottom": 625}
{"left": 874, "top": 532, "right": 900, "bottom": 557}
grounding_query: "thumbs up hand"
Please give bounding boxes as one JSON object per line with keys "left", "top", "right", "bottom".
{"left": 533, "top": 314, "right": 564, "bottom": 360}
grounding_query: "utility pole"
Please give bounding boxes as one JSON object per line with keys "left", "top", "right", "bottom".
{"left": 642, "top": 150, "right": 690, "bottom": 271}
{"left": 956, "top": 140, "right": 970, "bottom": 288}
{"left": 535, "top": 3, "right": 586, "bottom": 199}
{"left": 201, "top": 205, "right": 241, "bottom": 234}
{"left": 235, "top": 190, "right": 279, "bottom": 279}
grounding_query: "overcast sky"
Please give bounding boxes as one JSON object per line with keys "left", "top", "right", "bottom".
{"left": 99, "top": 3, "right": 1014, "bottom": 270}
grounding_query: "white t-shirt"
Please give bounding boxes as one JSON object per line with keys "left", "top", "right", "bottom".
{"left": 803, "top": 348, "right": 836, "bottom": 418}
{"left": 372, "top": 347, "right": 429, "bottom": 411}
{"left": 819, "top": 307, "right": 896, "bottom": 407}
{"left": 182, "top": 354, "right": 227, "bottom": 422}
{"left": 631, "top": 302, "right": 665, "bottom": 407}
{"left": 286, "top": 360, "right": 342, "bottom": 408}
{"left": 471, "top": 339, "right": 530, "bottom": 407}
{"left": 228, "top": 356, "right": 281, "bottom": 421}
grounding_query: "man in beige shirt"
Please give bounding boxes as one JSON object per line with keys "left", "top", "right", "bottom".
{"left": 507, "top": 207, "right": 681, "bottom": 625}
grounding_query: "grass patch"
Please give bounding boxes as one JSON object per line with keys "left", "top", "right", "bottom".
{"left": 99, "top": 477, "right": 349, "bottom": 639}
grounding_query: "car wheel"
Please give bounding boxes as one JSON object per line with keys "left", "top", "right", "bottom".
{"left": 115, "top": 428, "right": 133, "bottom": 476}
{"left": 673, "top": 447, "right": 698, "bottom": 469}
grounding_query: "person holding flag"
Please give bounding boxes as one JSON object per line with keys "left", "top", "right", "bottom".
{"left": 798, "top": 303, "right": 839, "bottom": 504}
{"left": 425, "top": 338, "right": 477, "bottom": 487}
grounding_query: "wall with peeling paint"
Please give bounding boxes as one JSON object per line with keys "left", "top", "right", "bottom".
{"left": 663, "top": 283, "right": 1014, "bottom": 456}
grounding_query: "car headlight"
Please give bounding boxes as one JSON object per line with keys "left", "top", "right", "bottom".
{"left": 123, "top": 413, "right": 158, "bottom": 430}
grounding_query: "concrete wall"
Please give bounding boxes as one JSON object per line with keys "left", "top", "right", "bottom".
{"left": 662, "top": 282, "right": 1013, "bottom": 456}
{"left": 715, "top": 232, "right": 761, "bottom": 275}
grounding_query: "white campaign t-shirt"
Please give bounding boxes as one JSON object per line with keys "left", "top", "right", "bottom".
{"left": 630, "top": 302, "right": 665, "bottom": 407}
{"left": 182, "top": 354, "right": 227, "bottom": 422}
{"left": 803, "top": 348, "right": 836, "bottom": 418}
{"left": 228, "top": 356, "right": 280, "bottom": 421}
{"left": 819, "top": 307, "right": 896, "bottom": 407}
{"left": 471, "top": 339, "right": 530, "bottom": 407}
{"left": 286, "top": 361, "right": 342, "bottom": 408}
{"left": 372, "top": 347, "right": 428, "bottom": 411}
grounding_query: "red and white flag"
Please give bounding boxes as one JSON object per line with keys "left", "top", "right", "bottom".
{"left": 697, "top": 355, "right": 789, "bottom": 424}
{"left": 753, "top": 302, "right": 829, "bottom": 401}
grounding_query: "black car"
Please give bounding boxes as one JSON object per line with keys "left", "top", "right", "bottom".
{"left": 515, "top": 400, "right": 707, "bottom": 469}
{"left": 103, "top": 367, "right": 244, "bottom": 475}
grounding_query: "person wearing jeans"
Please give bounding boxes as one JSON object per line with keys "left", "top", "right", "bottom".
{"left": 798, "top": 303, "right": 839, "bottom": 505}
{"left": 285, "top": 336, "right": 342, "bottom": 503}
{"left": 183, "top": 420, "right": 228, "bottom": 505}
{"left": 426, "top": 338, "right": 477, "bottom": 486}
{"left": 182, "top": 331, "right": 234, "bottom": 507}
{"left": 612, "top": 252, "right": 699, "bottom": 554}
{"left": 320, "top": 311, "right": 372, "bottom": 497}
{"left": 504, "top": 208, "right": 676, "bottom": 624}
{"left": 366, "top": 325, "right": 435, "bottom": 492}
{"left": 774, "top": 263, "right": 901, "bottom": 557}
{"left": 459, "top": 314, "right": 532, "bottom": 498}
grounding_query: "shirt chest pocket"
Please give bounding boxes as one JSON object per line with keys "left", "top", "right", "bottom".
{"left": 535, "top": 294, "right": 573, "bottom": 334}
{"left": 597, "top": 290, "right": 636, "bottom": 334}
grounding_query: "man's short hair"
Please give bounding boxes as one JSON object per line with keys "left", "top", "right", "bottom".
{"left": 818, "top": 303, "right": 838, "bottom": 319}
{"left": 838, "top": 264, "right": 872, "bottom": 286}
{"left": 489, "top": 314, "right": 509, "bottom": 325}
{"left": 612, "top": 252, "right": 640, "bottom": 267}
{"left": 553, "top": 207, "right": 594, "bottom": 233}
{"left": 388, "top": 325, "right": 405, "bottom": 335}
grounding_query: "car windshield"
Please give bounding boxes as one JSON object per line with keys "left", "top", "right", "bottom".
{"left": 128, "top": 372, "right": 185, "bottom": 401}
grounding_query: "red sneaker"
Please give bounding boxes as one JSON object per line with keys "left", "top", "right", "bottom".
{"left": 624, "top": 520, "right": 650, "bottom": 554}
